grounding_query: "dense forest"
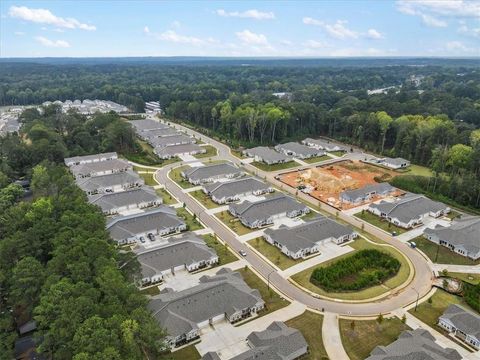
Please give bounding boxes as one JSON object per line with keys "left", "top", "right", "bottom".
{"left": 0, "top": 109, "right": 166, "bottom": 359}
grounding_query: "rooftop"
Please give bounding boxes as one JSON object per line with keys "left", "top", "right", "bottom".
{"left": 341, "top": 182, "right": 396, "bottom": 201}
{"left": 244, "top": 146, "right": 291, "bottom": 163}
{"left": 275, "top": 142, "right": 323, "bottom": 157}
{"left": 70, "top": 158, "right": 131, "bottom": 177}
{"left": 76, "top": 170, "right": 142, "bottom": 192}
{"left": 204, "top": 177, "right": 271, "bottom": 199}
{"left": 64, "top": 152, "right": 117, "bottom": 166}
{"left": 155, "top": 143, "right": 204, "bottom": 157}
{"left": 440, "top": 304, "right": 480, "bottom": 340}
{"left": 183, "top": 162, "right": 242, "bottom": 182}
{"left": 150, "top": 134, "right": 194, "bottom": 148}
{"left": 129, "top": 119, "right": 168, "bottom": 132}
{"left": 88, "top": 187, "right": 160, "bottom": 212}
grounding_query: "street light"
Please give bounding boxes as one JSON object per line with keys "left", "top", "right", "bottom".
{"left": 267, "top": 270, "right": 276, "bottom": 291}
{"left": 412, "top": 287, "right": 419, "bottom": 312}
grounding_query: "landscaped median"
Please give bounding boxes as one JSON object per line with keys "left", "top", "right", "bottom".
{"left": 290, "top": 237, "right": 412, "bottom": 301}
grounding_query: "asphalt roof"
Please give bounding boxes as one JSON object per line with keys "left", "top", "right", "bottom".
{"left": 139, "top": 127, "right": 180, "bottom": 139}
{"left": 70, "top": 158, "right": 131, "bottom": 177}
{"left": 183, "top": 162, "right": 242, "bottom": 182}
{"left": 244, "top": 146, "right": 291, "bottom": 163}
{"left": 204, "top": 177, "right": 271, "bottom": 200}
{"left": 64, "top": 152, "right": 117, "bottom": 165}
{"left": 88, "top": 187, "right": 160, "bottom": 212}
{"left": 264, "top": 216, "right": 355, "bottom": 253}
{"left": 129, "top": 119, "right": 168, "bottom": 131}
{"left": 384, "top": 157, "right": 410, "bottom": 166}
{"left": 76, "top": 170, "right": 142, "bottom": 192}
{"left": 303, "top": 138, "right": 347, "bottom": 151}
{"left": 366, "top": 329, "right": 462, "bottom": 360}
{"left": 440, "top": 304, "right": 480, "bottom": 340}
{"left": 341, "top": 182, "right": 396, "bottom": 201}
{"left": 148, "top": 268, "right": 264, "bottom": 337}
{"left": 275, "top": 142, "right": 324, "bottom": 157}
{"left": 424, "top": 216, "right": 480, "bottom": 255}
{"left": 369, "top": 194, "right": 448, "bottom": 223}
{"left": 155, "top": 143, "right": 204, "bottom": 157}
{"left": 150, "top": 134, "right": 194, "bottom": 148}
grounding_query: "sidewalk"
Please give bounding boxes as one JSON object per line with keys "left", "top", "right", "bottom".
{"left": 431, "top": 263, "right": 480, "bottom": 274}
{"left": 322, "top": 312, "right": 350, "bottom": 360}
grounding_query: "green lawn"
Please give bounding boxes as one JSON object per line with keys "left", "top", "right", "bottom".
{"left": 446, "top": 210, "right": 462, "bottom": 220}
{"left": 123, "top": 139, "right": 180, "bottom": 167}
{"left": 303, "top": 155, "right": 332, "bottom": 164}
{"left": 449, "top": 273, "right": 480, "bottom": 285}
{"left": 202, "top": 234, "right": 238, "bottom": 266}
{"left": 140, "top": 286, "right": 160, "bottom": 296}
{"left": 137, "top": 171, "right": 158, "bottom": 186}
{"left": 156, "top": 188, "right": 178, "bottom": 205}
{"left": 190, "top": 190, "right": 220, "bottom": 209}
{"left": 169, "top": 165, "right": 194, "bottom": 189}
{"left": 247, "top": 237, "right": 305, "bottom": 270}
{"left": 215, "top": 210, "right": 256, "bottom": 235}
{"left": 285, "top": 311, "right": 328, "bottom": 360}
{"left": 194, "top": 145, "right": 217, "bottom": 158}
{"left": 329, "top": 150, "right": 347, "bottom": 157}
{"left": 291, "top": 237, "right": 411, "bottom": 301}
{"left": 162, "top": 345, "right": 200, "bottom": 360}
{"left": 354, "top": 210, "right": 408, "bottom": 235}
{"left": 251, "top": 160, "right": 298, "bottom": 172}
{"left": 238, "top": 267, "right": 290, "bottom": 316}
{"left": 176, "top": 207, "right": 203, "bottom": 231}
{"left": 410, "top": 237, "right": 480, "bottom": 265}
{"left": 407, "top": 164, "right": 433, "bottom": 177}
{"left": 339, "top": 317, "right": 410, "bottom": 360}
{"left": 301, "top": 210, "right": 319, "bottom": 220}
{"left": 231, "top": 149, "right": 246, "bottom": 159}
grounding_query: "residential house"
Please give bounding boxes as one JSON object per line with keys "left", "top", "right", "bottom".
{"left": 148, "top": 268, "right": 265, "bottom": 348}
{"left": 438, "top": 304, "right": 480, "bottom": 350}
{"left": 203, "top": 177, "right": 273, "bottom": 204}
{"left": 366, "top": 329, "right": 461, "bottom": 360}
{"left": 382, "top": 157, "right": 410, "bottom": 169}
{"left": 263, "top": 216, "right": 357, "bottom": 259}
{"left": 129, "top": 119, "right": 168, "bottom": 132}
{"left": 150, "top": 134, "right": 194, "bottom": 148}
{"left": 424, "top": 216, "right": 480, "bottom": 260}
{"left": 340, "top": 183, "right": 397, "bottom": 205}
{"left": 182, "top": 163, "right": 243, "bottom": 185}
{"left": 64, "top": 152, "right": 118, "bottom": 167}
{"left": 229, "top": 194, "right": 310, "bottom": 229}
{"left": 368, "top": 194, "right": 450, "bottom": 229}
{"left": 243, "top": 146, "right": 291, "bottom": 165}
{"left": 302, "top": 138, "right": 348, "bottom": 152}
{"left": 275, "top": 142, "right": 325, "bottom": 159}
{"left": 145, "top": 101, "right": 161, "bottom": 113}
{"left": 137, "top": 127, "right": 180, "bottom": 141}
{"left": 137, "top": 233, "right": 218, "bottom": 286}
{"left": 88, "top": 187, "right": 162, "bottom": 215}
{"left": 70, "top": 158, "right": 131, "bottom": 179}
{"left": 154, "top": 143, "right": 206, "bottom": 159}
{"left": 106, "top": 206, "right": 187, "bottom": 245}
{"left": 76, "top": 170, "right": 144, "bottom": 195}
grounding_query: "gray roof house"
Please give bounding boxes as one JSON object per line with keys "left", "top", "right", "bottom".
{"left": 368, "top": 194, "right": 450, "bottom": 229}
{"left": 106, "top": 206, "right": 187, "bottom": 245}
{"left": 137, "top": 127, "right": 180, "bottom": 141}
{"left": 137, "top": 233, "right": 218, "bottom": 286}
{"left": 88, "top": 187, "right": 162, "bottom": 215}
{"left": 149, "top": 134, "right": 194, "bottom": 148}
{"left": 365, "top": 328, "right": 461, "bottom": 360}
{"left": 275, "top": 142, "right": 325, "bottom": 159}
{"left": 148, "top": 268, "right": 265, "bottom": 348}
{"left": 263, "top": 216, "right": 357, "bottom": 259}
{"left": 129, "top": 119, "right": 169, "bottom": 132}
{"left": 182, "top": 163, "right": 243, "bottom": 185}
{"left": 204, "top": 177, "right": 273, "bottom": 204}
{"left": 229, "top": 194, "right": 310, "bottom": 229}
{"left": 382, "top": 157, "right": 411, "bottom": 169}
{"left": 64, "top": 152, "right": 117, "bottom": 167}
{"left": 243, "top": 147, "right": 291, "bottom": 165}
{"left": 70, "top": 158, "right": 131, "bottom": 179}
{"left": 76, "top": 170, "right": 143, "bottom": 195}
{"left": 302, "top": 138, "right": 348, "bottom": 152}
{"left": 340, "top": 183, "right": 397, "bottom": 205}
{"left": 424, "top": 216, "right": 480, "bottom": 260}
{"left": 201, "top": 352, "right": 221, "bottom": 360}
{"left": 154, "top": 143, "right": 206, "bottom": 159}
{"left": 438, "top": 304, "right": 480, "bottom": 350}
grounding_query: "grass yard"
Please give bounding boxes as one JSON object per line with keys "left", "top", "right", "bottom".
{"left": 446, "top": 210, "right": 462, "bottom": 220}
{"left": 140, "top": 286, "right": 160, "bottom": 296}
{"left": 194, "top": 145, "right": 217, "bottom": 158}
{"left": 303, "top": 155, "right": 331, "bottom": 164}
{"left": 339, "top": 317, "right": 410, "bottom": 360}
{"left": 285, "top": 311, "right": 329, "bottom": 360}
{"left": 190, "top": 190, "right": 220, "bottom": 209}
{"left": 231, "top": 149, "right": 246, "bottom": 159}
{"left": 169, "top": 165, "right": 194, "bottom": 189}
{"left": 251, "top": 160, "right": 298, "bottom": 172}
{"left": 301, "top": 210, "right": 320, "bottom": 220}
{"left": 410, "top": 237, "right": 480, "bottom": 265}
{"left": 215, "top": 210, "right": 256, "bottom": 235}
{"left": 291, "top": 237, "right": 410, "bottom": 301}
{"left": 137, "top": 171, "right": 158, "bottom": 186}
{"left": 329, "top": 150, "right": 347, "bottom": 157}
{"left": 156, "top": 188, "right": 178, "bottom": 205}
{"left": 449, "top": 272, "right": 480, "bottom": 285}
{"left": 202, "top": 234, "right": 238, "bottom": 265}
{"left": 247, "top": 237, "right": 303, "bottom": 270}
{"left": 163, "top": 345, "right": 201, "bottom": 360}
{"left": 407, "top": 164, "right": 434, "bottom": 177}
{"left": 354, "top": 210, "right": 408, "bottom": 235}
{"left": 176, "top": 207, "right": 203, "bottom": 231}
{"left": 238, "top": 267, "right": 290, "bottom": 316}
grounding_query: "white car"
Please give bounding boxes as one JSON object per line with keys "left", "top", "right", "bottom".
{"left": 239, "top": 250, "right": 247, "bottom": 257}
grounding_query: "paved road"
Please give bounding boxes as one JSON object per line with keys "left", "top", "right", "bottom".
{"left": 153, "top": 118, "right": 434, "bottom": 316}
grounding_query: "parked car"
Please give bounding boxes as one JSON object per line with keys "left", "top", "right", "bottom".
{"left": 239, "top": 250, "right": 247, "bottom": 257}
{"left": 139, "top": 236, "right": 146, "bottom": 243}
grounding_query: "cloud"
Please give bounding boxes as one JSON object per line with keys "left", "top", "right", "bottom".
{"left": 14, "top": 31, "right": 25, "bottom": 36}
{"left": 235, "top": 29, "right": 269, "bottom": 45}
{"left": 420, "top": 14, "right": 447, "bottom": 27}
{"left": 171, "top": 20, "right": 181, "bottom": 28}
{"left": 303, "top": 39, "right": 329, "bottom": 49}
{"left": 303, "top": 18, "right": 359, "bottom": 39}
{"left": 216, "top": 9, "right": 275, "bottom": 20}
{"left": 35, "top": 36, "right": 70, "bottom": 48}
{"left": 397, "top": 0, "right": 480, "bottom": 18}
{"left": 143, "top": 26, "right": 150, "bottom": 34}
{"left": 9, "top": 5, "right": 96, "bottom": 30}
{"left": 445, "top": 40, "right": 474, "bottom": 52}
{"left": 366, "top": 28, "right": 384, "bottom": 39}
{"left": 458, "top": 22, "right": 480, "bottom": 37}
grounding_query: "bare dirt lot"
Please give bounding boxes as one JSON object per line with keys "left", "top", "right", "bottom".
{"left": 279, "top": 160, "right": 399, "bottom": 209}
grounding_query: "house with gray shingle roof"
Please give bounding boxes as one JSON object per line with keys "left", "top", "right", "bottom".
{"left": 229, "top": 194, "right": 310, "bottom": 229}
{"left": 383, "top": 157, "right": 410, "bottom": 169}
{"left": 129, "top": 119, "right": 168, "bottom": 132}
{"left": 438, "top": 304, "right": 480, "bottom": 350}
{"left": 182, "top": 163, "right": 243, "bottom": 185}
{"left": 368, "top": 194, "right": 450, "bottom": 229}
{"left": 88, "top": 187, "right": 162, "bottom": 215}
{"left": 340, "top": 183, "right": 397, "bottom": 205}
{"left": 263, "top": 216, "right": 357, "bottom": 259}
{"left": 302, "top": 138, "right": 348, "bottom": 152}
{"left": 203, "top": 177, "right": 273, "bottom": 204}
{"left": 201, "top": 352, "right": 221, "bottom": 360}
{"left": 64, "top": 152, "right": 118, "bottom": 167}
{"left": 365, "top": 328, "right": 462, "bottom": 360}
{"left": 70, "top": 158, "right": 131, "bottom": 179}
{"left": 148, "top": 268, "right": 265, "bottom": 348}
{"left": 243, "top": 147, "right": 291, "bottom": 165}
{"left": 76, "top": 170, "right": 144, "bottom": 195}
{"left": 154, "top": 143, "right": 206, "bottom": 159}
{"left": 137, "top": 233, "right": 218, "bottom": 286}
{"left": 106, "top": 206, "right": 187, "bottom": 245}
{"left": 424, "top": 216, "right": 480, "bottom": 260}
{"left": 275, "top": 142, "right": 325, "bottom": 159}
{"left": 150, "top": 134, "right": 194, "bottom": 148}
{"left": 137, "top": 127, "right": 180, "bottom": 141}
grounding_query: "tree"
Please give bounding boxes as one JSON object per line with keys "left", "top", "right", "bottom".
{"left": 9, "top": 257, "right": 45, "bottom": 312}
{"left": 401, "top": 314, "right": 407, "bottom": 324}
{"left": 447, "top": 144, "right": 473, "bottom": 174}
{"left": 376, "top": 314, "right": 384, "bottom": 330}
{"left": 376, "top": 111, "right": 393, "bottom": 154}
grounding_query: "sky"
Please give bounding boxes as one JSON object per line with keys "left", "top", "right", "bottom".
{"left": 1, "top": 0, "right": 479, "bottom": 58}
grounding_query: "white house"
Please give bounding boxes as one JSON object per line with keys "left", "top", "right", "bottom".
{"left": 438, "top": 304, "right": 480, "bottom": 350}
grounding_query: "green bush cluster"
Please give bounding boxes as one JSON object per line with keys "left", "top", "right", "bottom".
{"left": 464, "top": 283, "right": 480, "bottom": 312}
